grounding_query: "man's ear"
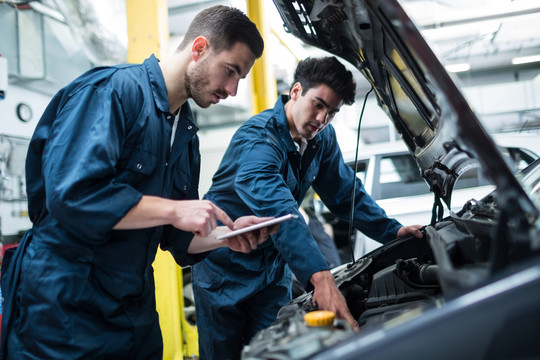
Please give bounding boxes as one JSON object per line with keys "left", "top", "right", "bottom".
{"left": 191, "top": 36, "right": 209, "bottom": 61}
{"left": 290, "top": 82, "right": 303, "bottom": 101}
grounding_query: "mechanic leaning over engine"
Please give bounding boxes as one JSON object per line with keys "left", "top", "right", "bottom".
{"left": 192, "top": 56, "right": 424, "bottom": 360}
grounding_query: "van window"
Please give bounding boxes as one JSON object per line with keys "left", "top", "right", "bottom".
{"left": 378, "top": 154, "right": 429, "bottom": 199}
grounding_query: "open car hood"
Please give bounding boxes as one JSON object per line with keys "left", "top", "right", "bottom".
{"left": 272, "top": 0, "right": 536, "bottom": 215}
{"left": 241, "top": 2, "right": 540, "bottom": 359}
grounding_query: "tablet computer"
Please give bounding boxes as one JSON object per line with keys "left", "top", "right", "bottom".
{"left": 216, "top": 213, "right": 298, "bottom": 240}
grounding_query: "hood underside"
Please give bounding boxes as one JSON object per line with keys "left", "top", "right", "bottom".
{"left": 272, "top": 0, "right": 535, "bottom": 216}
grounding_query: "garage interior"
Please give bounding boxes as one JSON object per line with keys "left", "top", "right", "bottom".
{"left": 1, "top": 0, "right": 539, "bottom": 358}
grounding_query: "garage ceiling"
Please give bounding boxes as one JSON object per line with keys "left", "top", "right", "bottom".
{"left": 167, "top": 0, "right": 540, "bottom": 74}
{"left": 402, "top": 0, "right": 540, "bottom": 73}
{"left": 2, "top": 0, "right": 539, "bottom": 123}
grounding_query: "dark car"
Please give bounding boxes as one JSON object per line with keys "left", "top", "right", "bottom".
{"left": 242, "top": 1, "right": 540, "bottom": 359}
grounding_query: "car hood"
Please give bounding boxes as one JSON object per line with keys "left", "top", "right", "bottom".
{"left": 272, "top": 0, "right": 537, "bottom": 217}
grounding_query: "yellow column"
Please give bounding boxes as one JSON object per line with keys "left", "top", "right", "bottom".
{"left": 246, "top": 0, "right": 278, "bottom": 114}
{"left": 126, "top": 0, "right": 169, "bottom": 62}
{"left": 125, "top": 1, "right": 198, "bottom": 359}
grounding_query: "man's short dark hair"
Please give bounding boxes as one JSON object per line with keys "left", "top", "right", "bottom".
{"left": 178, "top": 5, "right": 264, "bottom": 58}
{"left": 292, "top": 57, "right": 356, "bottom": 105}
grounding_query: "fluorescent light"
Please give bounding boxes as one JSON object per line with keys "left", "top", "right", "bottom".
{"left": 511, "top": 54, "right": 540, "bottom": 65}
{"left": 445, "top": 63, "right": 471, "bottom": 73}
{"left": 422, "top": 21, "right": 502, "bottom": 42}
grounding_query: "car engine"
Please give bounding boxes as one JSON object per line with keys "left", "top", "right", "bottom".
{"left": 242, "top": 191, "right": 527, "bottom": 359}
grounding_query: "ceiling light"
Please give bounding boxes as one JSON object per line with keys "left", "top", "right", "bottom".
{"left": 511, "top": 54, "right": 540, "bottom": 65}
{"left": 445, "top": 63, "right": 471, "bottom": 73}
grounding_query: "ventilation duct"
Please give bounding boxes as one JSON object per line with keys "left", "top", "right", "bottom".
{"left": 51, "top": 0, "right": 127, "bottom": 65}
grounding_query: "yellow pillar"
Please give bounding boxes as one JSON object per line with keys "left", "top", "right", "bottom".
{"left": 126, "top": 0, "right": 169, "bottom": 62}
{"left": 125, "top": 1, "right": 198, "bottom": 359}
{"left": 246, "top": 0, "right": 278, "bottom": 114}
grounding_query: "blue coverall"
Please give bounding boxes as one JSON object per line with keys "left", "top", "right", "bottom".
{"left": 192, "top": 95, "right": 402, "bottom": 360}
{"left": 0, "top": 55, "right": 204, "bottom": 359}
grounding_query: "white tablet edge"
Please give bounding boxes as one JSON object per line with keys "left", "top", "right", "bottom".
{"left": 216, "top": 213, "right": 298, "bottom": 240}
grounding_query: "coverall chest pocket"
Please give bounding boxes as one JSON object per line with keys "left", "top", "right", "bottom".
{"left": 116, "top": 146, "right": 157, "bottom": 185}
{"left": 172, "top": 167, "right": 195, "bottom": 200}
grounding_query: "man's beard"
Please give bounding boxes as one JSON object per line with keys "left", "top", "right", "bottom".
{"left": 185, "top": 57, "right": 212, "bottom": 108}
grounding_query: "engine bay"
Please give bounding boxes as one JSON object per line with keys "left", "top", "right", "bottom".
{"left": 243, "top": 193, "right": 506, "bottom": 359}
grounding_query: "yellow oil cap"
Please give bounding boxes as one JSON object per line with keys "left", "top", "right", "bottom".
{"left": 304, "top": 310, "right": 335, "bottom": 327}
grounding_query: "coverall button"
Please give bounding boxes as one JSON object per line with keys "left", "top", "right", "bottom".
{"left": 183, "top": 185, "right": 187, "bottom": 190}
{"left": 187, "top": 125, "right": 193, "bottom": 130}
{"left": 136, "top": 163, "right": 142, "bottom": 170}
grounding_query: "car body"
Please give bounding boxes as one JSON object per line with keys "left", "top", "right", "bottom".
{"left": 242, "top": 0, "right": 540, "bottom": 359}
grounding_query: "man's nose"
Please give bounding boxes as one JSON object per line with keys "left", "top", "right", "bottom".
{"left": 225, "top": 79, "right": 239, "bottom": 97}
{"left": 316, "top": 110, "right": 331, "bottom": 125}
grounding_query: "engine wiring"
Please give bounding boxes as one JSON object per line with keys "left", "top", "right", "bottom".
{"left": 347, "top": 86, "right": 374, "bottom": 265}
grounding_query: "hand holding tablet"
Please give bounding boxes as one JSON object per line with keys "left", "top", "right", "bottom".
{"left": 216, "top": 214, "right": 298, "bottom": 240}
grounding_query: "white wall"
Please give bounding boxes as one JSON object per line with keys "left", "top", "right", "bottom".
{"left": 463, "top": 72, "right": 540, "bottom": 131}
{"left": 198, "top": 127, "right": 238, "bottom": 197}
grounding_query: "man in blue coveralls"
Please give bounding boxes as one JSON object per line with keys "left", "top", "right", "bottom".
{"left": 0, "top": 6, "right": 278, "bottom": 360}
{"left": 192, "top": 56, "right": 424, "bottom": 360}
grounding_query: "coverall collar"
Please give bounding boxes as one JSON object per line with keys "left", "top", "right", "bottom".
{"left": 274, "top": 94, "right": 322, "bottom": 154}
{"left": 144, "top": 54, "right": 170, "bottom": 114}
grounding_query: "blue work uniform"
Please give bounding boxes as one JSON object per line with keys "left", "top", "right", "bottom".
{"left": 192, "top": 95, "right": 402, "bottom": 360}
{"left": 0, "top": 55, "right": 204, "bottom": 359}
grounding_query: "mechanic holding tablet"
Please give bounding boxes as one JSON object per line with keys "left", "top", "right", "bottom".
{"left": 0, "top": 6, "right": 278, "bottom": 360}
{"left": 192, "top": 56, "right": 424, "bottom": 360}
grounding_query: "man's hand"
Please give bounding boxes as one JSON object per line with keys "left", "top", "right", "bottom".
{"left": 225, "top": 216, "right": 279, "bottom": 253}
{"left": 114, "top": 196, "right": 233, "bottom": 237}
{"left": 187, "top": 215, "right": 279, "bottom": 254}
{"left": 170, "top": 200, "right": 234, "bottom": 237}
{"left": 397, "top": 225, "right": 423, "bottom": 239}
{"left": 310, "top": 270, "right": 359, "bottom": 331}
